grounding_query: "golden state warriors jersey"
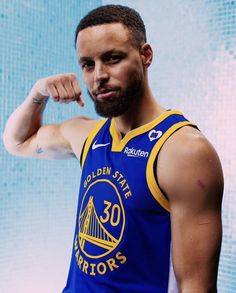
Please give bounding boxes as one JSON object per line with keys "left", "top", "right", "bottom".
{"left": 63, "top": 110, "right": 196, "bottom": 293}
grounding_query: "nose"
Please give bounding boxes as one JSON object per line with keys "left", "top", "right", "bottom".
{"left": 94, "top": 62, "right": 109, "bottom": 85}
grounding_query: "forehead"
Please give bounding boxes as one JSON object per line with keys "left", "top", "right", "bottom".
{"left": 76, "top": 23, "right": 132, "bottom": 57}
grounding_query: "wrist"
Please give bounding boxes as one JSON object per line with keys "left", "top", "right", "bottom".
{"left": 32, "top": 96, "right": 49, "bottom": 105}
{"left": 27, "top": 85, "right": 49, "bottom": 105}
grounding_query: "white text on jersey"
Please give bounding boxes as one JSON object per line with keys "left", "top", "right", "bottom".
{"left": 123, "top": 147, "right": 149, "bottom": 158}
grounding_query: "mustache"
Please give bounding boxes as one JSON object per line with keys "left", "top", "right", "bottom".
{"left": 91, "top": 86, "right": 119, "bottom": 97}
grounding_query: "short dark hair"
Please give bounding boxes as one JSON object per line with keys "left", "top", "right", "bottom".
{"left": 74, "top": 5, "right": 146, "bottom": 48}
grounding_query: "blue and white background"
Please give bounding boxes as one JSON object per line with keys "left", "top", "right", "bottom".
{"left": 0, "top": 1, "right": 235, "bottom": 292}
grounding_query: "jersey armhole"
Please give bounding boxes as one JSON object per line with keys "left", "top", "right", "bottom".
{"left": 146, "top": 121, "right": 198, "bottom": 212}
{"left": 80, "top": 138, "right": 87, "bottom": 167}
{"left": 81, "top": 119, "right": 108, "bottom": 168}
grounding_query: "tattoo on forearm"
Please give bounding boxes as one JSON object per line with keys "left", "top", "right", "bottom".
{"left": 36, "top": 145, "right": 43, "bottom": 154}
{"left": 32, "top": 97, "right": 49, "bottom": 105}
{"left": 33, "top": 98, "right": 43, "bottom": 104}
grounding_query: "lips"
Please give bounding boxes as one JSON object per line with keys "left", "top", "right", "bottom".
{"left": 96, "top": 91, "right": 117, "bottom": 101}
{"left": 94, "top": 88, "right": 118, "bottom": 101}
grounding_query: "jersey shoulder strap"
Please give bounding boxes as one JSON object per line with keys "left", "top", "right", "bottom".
{"left": 81, "top": 119, "right": 109, "bottom": 168}
{"left": 146, "top": 113, "right": 197, "bottom": 211}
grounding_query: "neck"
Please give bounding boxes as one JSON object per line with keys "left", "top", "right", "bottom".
{"left": 114, "top": 82, "right": 166, "bottom": 136}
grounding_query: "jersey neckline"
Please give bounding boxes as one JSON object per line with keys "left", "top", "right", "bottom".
{"left": 109, "top": 110, "right": 183, "bottom": 152}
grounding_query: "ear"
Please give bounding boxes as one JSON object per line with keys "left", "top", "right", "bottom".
{"left": 140, "top": 43, "right": 153, "bottom": 68}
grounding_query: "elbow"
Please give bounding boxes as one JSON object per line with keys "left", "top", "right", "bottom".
{"left": 2, "top": 131, "right": 22, "bottom": 156}
{"left": 2, "top": 142, "right": 18, "bottom": 156}
{"left": 2, "top": 131, "right": 11, "bottom": 152}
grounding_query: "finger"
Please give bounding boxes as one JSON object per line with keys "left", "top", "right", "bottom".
{"left": 63, "top": 80, "right": 77, "bottom": 102}
{"left": 55, "top": 82, "right": 69, "bottom": 102}
{"left": 47, "top": 83, "right": 60, "bottom": 102}
{"left": 71, "top": 78, "right": 84, "bottom": 107}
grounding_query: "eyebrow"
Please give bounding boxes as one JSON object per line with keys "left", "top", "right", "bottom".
{"left": 78, "top": 57, "right": 91, "bottom": 65}
{"left": 78, "top": 49, "right": 126, "bottom": 64}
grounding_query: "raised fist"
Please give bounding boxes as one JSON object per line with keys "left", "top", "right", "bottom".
{"left": 32, "top": 73, "right": 84, "bottom": 106}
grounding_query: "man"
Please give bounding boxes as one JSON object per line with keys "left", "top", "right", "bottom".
{"left": 3, "top": 5, "right": 223, "bottom": 293}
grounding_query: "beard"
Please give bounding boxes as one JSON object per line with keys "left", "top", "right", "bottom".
{"left": 87, "top": 73, "right": 144, "bottom": 118}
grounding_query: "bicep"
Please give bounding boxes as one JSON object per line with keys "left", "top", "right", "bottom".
{"left": 15, "top": 123, "right": 74, "bottom": 160}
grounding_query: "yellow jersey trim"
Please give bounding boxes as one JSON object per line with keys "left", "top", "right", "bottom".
{"left": 146, "top": 121, "right": 196, "bottom": 212}
{"left": 81, "top": 119, "right": 108, "bottom": 168}
{"left": 110, "top": 110, "right": 183, "bottom": 152}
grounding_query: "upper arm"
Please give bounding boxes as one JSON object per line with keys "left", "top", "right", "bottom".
{"left": 157, "top": 127, "right": 224, "bottom": 291}
{"left": 9, "top": 117, "right": 99, "bottom": 160}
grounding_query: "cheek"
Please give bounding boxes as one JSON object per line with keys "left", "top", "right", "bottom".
{"left": 82, "top": 72, "right": 93, "bottom": 90}
{"left": 114, "top": 61, "right": 142, "bottom": 84}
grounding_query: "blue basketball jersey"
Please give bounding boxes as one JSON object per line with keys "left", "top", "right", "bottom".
{"left": 63, "top": 110, "right": 196, "bottom": 293}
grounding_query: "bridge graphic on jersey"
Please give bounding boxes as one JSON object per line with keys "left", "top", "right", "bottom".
{"left": 79, "top": 196, "right": 119, "bottom": 252}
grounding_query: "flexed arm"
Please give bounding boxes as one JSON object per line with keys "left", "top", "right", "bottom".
{"left": 3, "top": 73, "right": 98, "bottom": 160}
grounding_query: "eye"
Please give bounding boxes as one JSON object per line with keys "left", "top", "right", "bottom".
{"left": 106, "top": 55, "right": 122, "bottom": 64}
{"left": 81, "top": 60, "right": 94, "bottom": 70}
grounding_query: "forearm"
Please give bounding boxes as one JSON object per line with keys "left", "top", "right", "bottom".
{"left": 179, "top": 282, "right": 217, "bottom": 293}
{"left": 3, "top": 87, "right": 48, "bottom": 151}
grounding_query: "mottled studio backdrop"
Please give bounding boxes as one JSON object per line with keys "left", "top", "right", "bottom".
{"left": 0, "top": 0, "right": 235, "bottom": 292}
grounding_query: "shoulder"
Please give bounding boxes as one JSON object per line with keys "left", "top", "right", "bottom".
{"left": 61, "top": 115, "right": 100, "bottom": 129}
{"left": 157, "top": 125, "right": 224, "bottom": 206}
{"left": 59, "top": 116, "right": 101, "bottom": 158}
{"left": 60, "top": 116, "right": 100, "bottom": 137}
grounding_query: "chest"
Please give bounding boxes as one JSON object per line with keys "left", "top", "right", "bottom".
{"left": 80, "top": 129, "right": 164, "bottom": 217}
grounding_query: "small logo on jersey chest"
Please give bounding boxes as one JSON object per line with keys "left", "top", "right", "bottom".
{"left": 123, "top": 147, "right": 149, "bottom": 158}
{"left": 148, "top": 130, "right": 163, "bottom": 141}
{"left": 92, "top": 140, "right": 110, "bottom": 150}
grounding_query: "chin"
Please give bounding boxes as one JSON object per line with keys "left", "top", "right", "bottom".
{"left": 94, "top": 100, "right": 128, "bottom": 118}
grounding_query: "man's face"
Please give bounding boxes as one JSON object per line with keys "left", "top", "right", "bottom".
{"left": 76, "top": 23, "right": 145, "bottom": 117}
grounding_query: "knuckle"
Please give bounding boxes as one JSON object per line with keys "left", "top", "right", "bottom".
{"left": 52, "top": 93, "right": 59, "bottom": 98}
{"left": 62, "top": 94, "right": 69, "bottom": 100}
{"left": 74, "top": 90, "right": 81, "bottom": 97}
{"left": 60, "top": 76, "right": 67, "bottom": 84}
{"left": 46, "top": 80, "right": 54, "bottom": 88}
{"left": 69, "top": 73, "right": 77, "bottom": 81}
{"left": 69, "top": 94, "right": 75, "bottom": 100}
